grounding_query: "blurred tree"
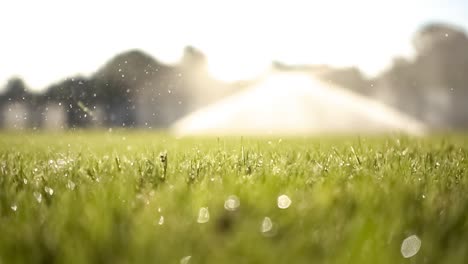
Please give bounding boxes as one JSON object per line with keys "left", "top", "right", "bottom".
{"left": 1, "top": 78, "right": 29, "bottom": 101}
{"left": 179, "top": 46, "right": 236, "bottom": 111}
{"left": 181, "top": 46, "right": 208, "bottom": 69}
{"left": 44, "top": 77, "right": 95, "bottom": 128}
{"left": 413, "top": 23, "right": 468, "bottom": 54}
{"left": 376, "top": 57, "right": 424, "bottom": 118}
{"left": 93, "top": 49, "right": 188, "bottom": 128}
{"left": 413, "top": 23, "right": 468, "bottom": 90}
{"left": 374, "top": 22, "right": 468, "bottom": 128}
{"left": 271, "top": 62, "right": 371, "bottom": 95}
{"left": 413, "top": 23, "right": 468, "bottom": 127}
{"left": 319, "top": 67, "right": 371, "bottom": 95}
{"left": 0, "top": 78, "right": 38, "bottom": 128}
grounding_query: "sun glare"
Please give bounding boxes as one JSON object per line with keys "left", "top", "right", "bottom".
{"left": 0, "top": 0, "right": 453, "bottom": 88}
{"left": 205, "top": 54, "right": 271, "bottom": 82}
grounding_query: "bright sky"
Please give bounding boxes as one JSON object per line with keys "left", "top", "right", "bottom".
{"left": 1, "top": 0, "right": 468, "bottom": 91}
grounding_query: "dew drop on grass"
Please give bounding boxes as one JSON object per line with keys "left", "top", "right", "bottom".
{"left": 67, "top": 180, "right": 76, "bottom": 190}
{"left": 180, "top": 255, "right": 191, "bottom": 264}
{"left": 34, "top": 192, "right": 42, "bottom": 203}
{"left": 197, "top": 207, "right": 210, "bottom": 223}
{"left": 261, "top": 217, "right": 273, "bottom": 233}
{"left": 44, "top": 186, "right": 54, "bottom": 196}
{"left": 277, "top": 194, "right": 292, "bottom": 209}
{"left": 57, "top": 159, "right": 67, "bottom": 167}
{"left": 224, "top": 195, "right": 240, "bottom": 211}
{"left": 272, "top": 166, "right": 281, "bottom": 175}
{"left": 401, "top": 235, "right": 421, "bottom": 258}
{"left": 158, "top": 216, "right": 164, "bottom": 225}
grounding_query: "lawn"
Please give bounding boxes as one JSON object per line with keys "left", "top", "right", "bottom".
{"left": 0, "top": 131, "right": 467, "bottom": 263}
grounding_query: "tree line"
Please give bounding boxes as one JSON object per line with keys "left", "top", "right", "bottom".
{"left": 1, "top": 22, "right": 468, "bottom": 129}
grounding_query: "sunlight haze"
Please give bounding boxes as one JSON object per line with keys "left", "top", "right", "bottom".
{"left": 1, "top": 0, "right": 468, "bottom": 90}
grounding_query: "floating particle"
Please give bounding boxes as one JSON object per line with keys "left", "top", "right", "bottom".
{"left": 180, "top": 255, "right": 191, "bottom": 264}
{"left": 197, "top": 207, "right": 210, "bottom": 223}
{"left": 277, "top": 194, "right": 292, "bottom": 209}
{"left": 261, "top": 217, "right": 273, "bottom": 233}
{"left": 401, "top": 235, "right": 421, "bottom": 258}
{"left": 224, "top": 195, "right": 240, "bottom": 211}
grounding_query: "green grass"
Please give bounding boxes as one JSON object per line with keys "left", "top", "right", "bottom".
{"left": 0, "top": 131, "right": 467, "bottom": 264}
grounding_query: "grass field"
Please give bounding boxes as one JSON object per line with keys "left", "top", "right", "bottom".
{"left": 0, "top": 131, "right": 467, "bottom": 264}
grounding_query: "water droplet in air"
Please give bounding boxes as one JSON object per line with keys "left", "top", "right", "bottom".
{"left": 277, "top": 194, "right": 291, "bottom": 209}
{"left": 34, "top": 192, "right": 42, "bottom": 203}
{"left": 158, "top": 215, "right": 164, "bottom": 225}
{"left": 45, "top": 186, "right": 54, "bottom": 196}
{"left": 224, "top": 195, "right": 240, "bottom": 211}
{"left": 197, "top": 207, "right": 210, "bottom": 223}
{"left": 261, "top": 217, "right": 273, "bottom": 233}
{"left": 180, "top": 255, "right": 191, "bottom": 264}
{"left": 401, "top": 235, "right": 421, "bottom": 258}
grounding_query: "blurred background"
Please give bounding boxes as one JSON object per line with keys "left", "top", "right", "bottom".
{"left": 1, "top": 0, "right": 467, "bottom": 133}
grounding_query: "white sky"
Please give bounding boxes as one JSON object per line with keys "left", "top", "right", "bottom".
{"left": 1, "top": 0, "right": 468, "bottom": 91}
